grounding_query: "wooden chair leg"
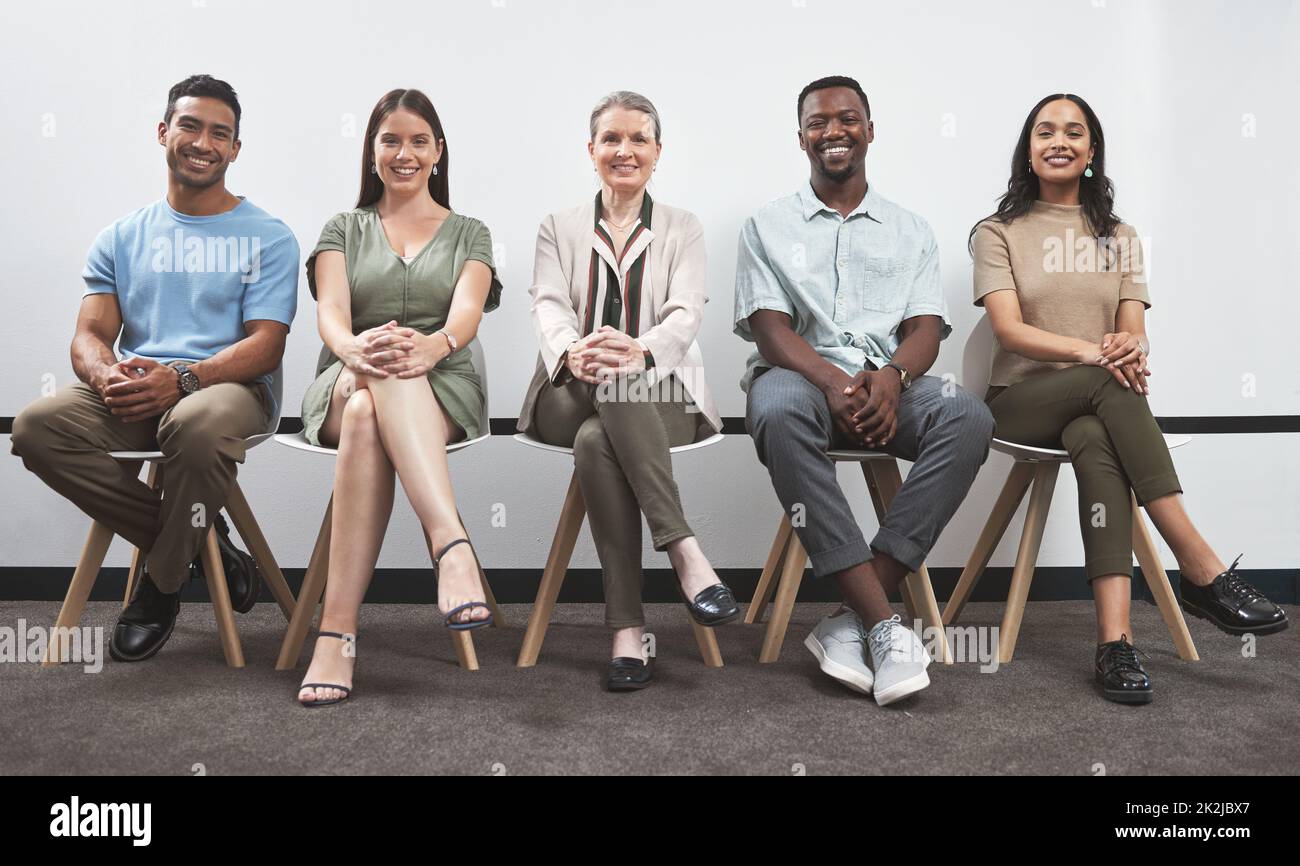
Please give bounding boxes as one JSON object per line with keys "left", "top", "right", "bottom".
{"left": 452, "top": 507, "right": 505, "bottom": 628}
{"left": 451, "top": 631, "right": 479, "bottom": 670}
{"left": 44, "top": 521, "right": 114, "bottom": 666}
{"left": 998, "top": 462, "right": 1059, "bottom": 663}
{"left": 691, "top": 622, "right": 724, "bottom": 667}
{"left": 758, "top": 532, "right": 807, "bottom": 663}
{"left": 275, "top": 498, "right": 333, "bottom": 670}
{"left": 200, "top": 524, "right": 244, "bottom": 668}
{"left": 122, "top": 461, "right": 160, "bottom": 609}
{"left": 865, "top": 461, "right": 953, "bottom": 664}
{"left": 517, "top": 472, "right": 586, "bottom": 667}
{"left": 224, "top": 481, "right": 296, "bottom": 621}
{"left": 746, "top": 515, "right": 793, "bottom": 624}
{"left": 1131, "top": 494, "right": 1199, "bottom": 661}
{"left": 944, "top": 461, "right": 1035, "bottom": 626}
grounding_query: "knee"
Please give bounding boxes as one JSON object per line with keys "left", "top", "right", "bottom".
{"left": 340, "top": 389, "right": 378, "bottom": 435}
{"left": 944, "top": 388, "right": 995, "bottom": 441}
{"left": 748, "top": 375, "right": 818, "bottom": 442}
{"left": 1061, "top": 415, "right": 1114, "bottom": 459}
{"left": 572, "top": 420, "right": 613, "bottom": 466}
{"left": 10, "top": 398, "right": 58, "bottom": 459}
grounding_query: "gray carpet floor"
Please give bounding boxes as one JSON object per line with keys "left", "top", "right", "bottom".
{"left": 1, "top": 600, "right": 1296, "bottom": 775}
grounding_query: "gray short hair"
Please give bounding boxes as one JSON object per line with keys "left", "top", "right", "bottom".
{"left": 589, "top": 91, "right": 662, "bottom": 142}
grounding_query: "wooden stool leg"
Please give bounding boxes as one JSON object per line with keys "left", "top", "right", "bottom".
{"left": 1131, "top": 494, "right": 1199, "bottom": 661}
{"left": 275, "top": 498, "right": 333, "bottom": 670}
{"left": 944, "top": 462, "right": 1035, "bottom": 625}
{"left": 865, "top": 461, "right": 953, "bottom": 663}
{"left": 517, "top": 472, "right": 586, "bottom": 667}
{"left": 451, "top": 631, "right": 479, "bottom": 670}
{"left": 691, "top": 622, "right": 724, "bottom": 667}
{"left": 224, "top": 481, "right": 296, "bottom": 621}
{"left": 758, "top": 532, "right": 807, "bottom": 663}
{"left": 746, "top": 516, "right": 793, "bottom": 624}
{"left": 201, "top": 525, "right": 244, "bottom": 668}
{"left": 998, "top": 462, "right": 1059, "bottom": 663}
{"left": 122, "top": 461, "right": 159, "bottom": 609}
{"left": 44, "top": 521, "right": 114, "bottom": 666}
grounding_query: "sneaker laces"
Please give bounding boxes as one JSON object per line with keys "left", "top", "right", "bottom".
{"left": 867, "top": 614, "right": 906, "bottom": 661}
{"left": 1101, "top": 634, "right": 1148, "bottom": 673}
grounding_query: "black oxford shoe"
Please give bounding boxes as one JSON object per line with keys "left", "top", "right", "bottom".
{"left": 110, "top": 572, "right": 181, "bottom": 662}
{"left": 681, "top": 582, "right": 741, "bottom": 626}
{"left": 1095, "top": 635, "right": 1153, "bottom": 705}
{"left": 191, "top": 512, "right": 261, "bottom": 614}
{"left": 606, "top": 656, "right": 654, "bottom": 691}
{"left": 1180, "top": 555, "right": 1288, "bottom": 636}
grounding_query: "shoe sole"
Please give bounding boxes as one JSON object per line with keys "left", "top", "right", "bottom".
{"left": 1101, "top": 686, "right": 1154, "bottom": 705}
{"left": 803, "top": 634, "right": 874, "bottom": 695}
{"left": 607, "top": 681, "right": 652, "bottom": 692}
{"left": 873, "top": 668, "right": 930, "bottom": 706}
{"left": 108, "top": 615, "right": 178, "bottom": 663}
{"left": 1180, "top": 600, "right": 1289, "bottom": 636}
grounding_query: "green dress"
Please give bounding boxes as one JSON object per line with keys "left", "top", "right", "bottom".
{"left": 300, "top": 206, "right": 502, "bottom": 445}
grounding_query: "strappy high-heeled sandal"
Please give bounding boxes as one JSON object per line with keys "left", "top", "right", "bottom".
{"left": 298, "top": 631, "right": 355, "bottom": 708}
{"left": 433, "top": 538, "right": 493, "bottom": 631}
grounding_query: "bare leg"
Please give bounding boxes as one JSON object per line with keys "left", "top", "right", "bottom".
{"left": 834, "top": 553, "right": 908, "bottom": 628}
{"left": 1143, "top": 492, "right": 1227, "bottom": 586}
{"left": 363, "top": 374, "right": 487, "bottom": 624}
{"left": 612, "top": 626, "right": 649, "bottom": 661}
{"left": 666, "top": 536, "right": 723, "bottom": 598}
{"left": 299, "top": 372, "right": 395, "bottom": 704}
{"left": 1093, "top": 575, "right": 1133, "bottom": 643}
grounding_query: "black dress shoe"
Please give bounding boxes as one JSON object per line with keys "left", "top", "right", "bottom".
{"left": 1180, "top": 555, "right": 1288, "bottom": 636}
{"left": 110, "top": 572, "right": 181, "bottom": 662}
{"left": 1095, "top": 635, "right": 1153, "bottom": 705}
{"left": 191, "top": 512, "right": 260, "bottom": 613}
{"left": 606, "top": 656, "right": 654, "bottom": 691}
{"left": 680, "top": 582, "right": 740, "bottom": 626}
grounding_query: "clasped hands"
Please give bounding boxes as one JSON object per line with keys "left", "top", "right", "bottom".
{"left": 564, "top": 325, "right": 646, "bottom": 384}
{"left": 824, "top": 367, "right": 902, "bottom": 449}
{"left": 343, "top": 320, "right": 451, "bottom": 379}
{"left": 1084, "top": 330, "right": 1150, "bottom": 395}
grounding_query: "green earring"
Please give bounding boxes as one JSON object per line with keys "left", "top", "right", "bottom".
{"left": 1084, "top": 164, "right": 1094, "bottom": 178}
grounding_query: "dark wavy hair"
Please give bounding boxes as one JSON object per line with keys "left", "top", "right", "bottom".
{"left": 164, "top": 74, "right": 241, "bottom": 137}
{"left": 968, "top": 93, "right": 1119, "bottom": 253}
{"left": 357, "top": 88, "right": 449, "bottom": 209}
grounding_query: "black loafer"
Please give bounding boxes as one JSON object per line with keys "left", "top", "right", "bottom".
{"left": 680, "top": 582, "right": 740, "bottom": 626}
{"left": 110, "top": 572, "right": 181, "bottom": 662}
{"left": 1180, "top": 555, "right": 1288, "bottom": 636}
{"left": 191, "top": 512, "right": 260, "bottom": 613}
{"left": 606, "top": 656, "right": 654, "bottom": 691}
{"left": 1095, "top": 635, "right": 1153, "bottom": 704}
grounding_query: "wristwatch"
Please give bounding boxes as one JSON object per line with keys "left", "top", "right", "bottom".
{"left": 883, "top": 362, "right": 911, "bottom": 390}
{"left": 175, "top": 363, "right": 201, "bottom": 397}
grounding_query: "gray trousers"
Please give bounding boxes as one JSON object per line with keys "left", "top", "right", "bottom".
{"left": 746, "top": 367, "right": 994, "bottom": 577}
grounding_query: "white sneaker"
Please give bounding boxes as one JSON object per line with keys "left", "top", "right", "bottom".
{"left": 866, "top": 614, "right": 932, "bottom": 706}
{"left": 803, "top": 608, "right": 874, "bottom": 695}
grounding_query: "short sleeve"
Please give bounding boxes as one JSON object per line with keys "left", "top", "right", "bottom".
{"left": 463, "top": 219, "right": 503, "bottom": 313}
{"left": 1116, "top": 223, "right": 1151, "bottom": 309}
{"left": 305, "top": 212, "right": 349, "bottom": 300}
{"left": 733, "top": 217, "right": 795, "bottom": 341}
{"left": 82, "top": 224, "right": 117, "bottom": 296}
{"left": 242, "top": 234, "right": 300, "bottom": 328}
{"left": 972, "top": 220, "right": 1017, "bottom": 306}
{"left": 901, "top": 222, "right": 951, "bottom": 339}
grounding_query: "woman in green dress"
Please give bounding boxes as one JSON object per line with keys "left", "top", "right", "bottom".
{"left": 296, "top": 88, "right": 501, "bottom": 707}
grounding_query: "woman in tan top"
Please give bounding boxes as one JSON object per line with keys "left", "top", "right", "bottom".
{"left": 971, "top": 94, "right": 1286, "bottom": 704}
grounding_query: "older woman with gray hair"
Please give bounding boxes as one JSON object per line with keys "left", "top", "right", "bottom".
{"left": 518, "top": 91, "right": 735, "bottom": 691}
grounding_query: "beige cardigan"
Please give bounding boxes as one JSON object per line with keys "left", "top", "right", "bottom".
{"left": 516, "top": 197, "right": 723, "bottom": 437}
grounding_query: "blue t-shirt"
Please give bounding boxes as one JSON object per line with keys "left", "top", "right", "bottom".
{"left": 81, "top": 197, "right": 300, "bottom": 422}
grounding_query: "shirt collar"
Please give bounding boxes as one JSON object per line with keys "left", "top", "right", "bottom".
{"left": 798, "top": 179, "right": 883, "bottom": 224}
{"left": 592, "top": 190, "right": 655, "bottom": 275}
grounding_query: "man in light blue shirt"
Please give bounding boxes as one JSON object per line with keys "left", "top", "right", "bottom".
{"left": 735, "top": 76, "right": 993, "bottom": 706}
{"left": 11, "top": 75, "right": 298, "bottom": 663}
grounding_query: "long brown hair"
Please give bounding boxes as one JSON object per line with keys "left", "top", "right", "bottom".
{"left": 356, "top": 88, "right": 450, "bottom": 209}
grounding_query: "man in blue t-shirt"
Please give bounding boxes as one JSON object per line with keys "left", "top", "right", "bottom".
{"left": 11, "top": 75, "right": 299, "bottom": 662}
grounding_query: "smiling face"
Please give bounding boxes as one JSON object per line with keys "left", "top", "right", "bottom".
{"left": 588, "top": 107, "right": 661, "bottom": 195}
{"left": 1029, "top": 98, "right": 1094, "bottom": 183}
{"left": 799, "top": 86, "right": 873, "bottom": 183}
{"left": 158, "top": 96, "right": 240, "bottom": 189}
{"left": 373, "top": 107, "right": 443, "bottom": 192}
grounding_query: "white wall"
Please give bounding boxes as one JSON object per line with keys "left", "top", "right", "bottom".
{"left": 2, "top": 0, "right": 1297, "bottom": 574}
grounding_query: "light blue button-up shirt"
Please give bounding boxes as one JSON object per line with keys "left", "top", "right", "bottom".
{"left": 733, "top": 181, "right": 951, "bottom": 391}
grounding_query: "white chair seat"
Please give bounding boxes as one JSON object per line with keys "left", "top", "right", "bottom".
{"left": 275, "top": 429, "right": 489, "bottom": 457}
{"left": 991, "top": 433, "right": 1191, "bottom": 463}
{"left": 826, "top": 448, "right": 904, "bottom": 463}
{"left": 108, "top": 432, "right": 277, "bottom": 461}
{"left": 512, "top": 430, "right": 725, "bottom": 456}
